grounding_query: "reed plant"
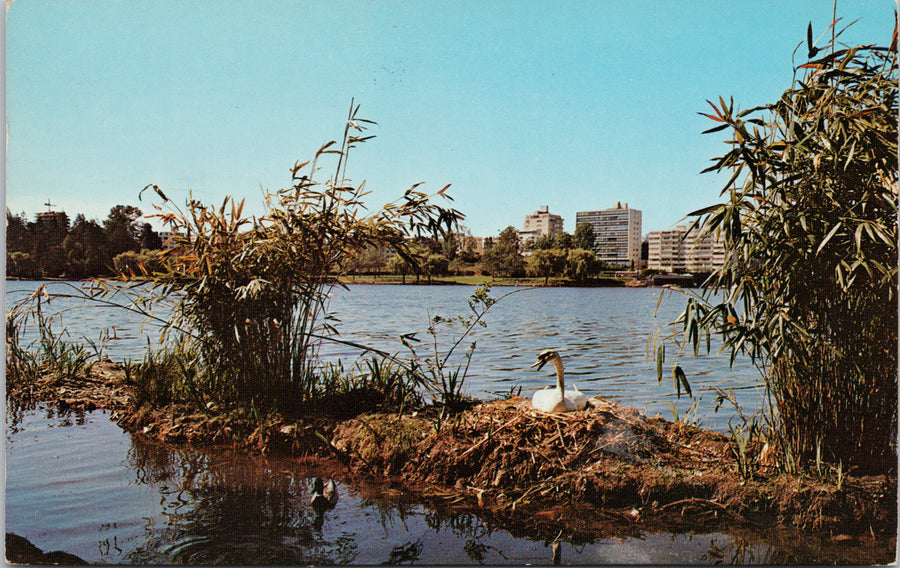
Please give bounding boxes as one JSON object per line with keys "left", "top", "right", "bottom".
{"left": 123, "top": 340, "right": 205, "bottom": 410}
{"left": 6, "top": 286, "right": 95, "bottom": 390}
{"left": 134, "top": 100, "right": 461, "bottom": 411}
{"left": 403, "top": 285, "right": 525, "bottom": 411}
{"left": 656, "top": 18, "right": 897, "bottom": 472}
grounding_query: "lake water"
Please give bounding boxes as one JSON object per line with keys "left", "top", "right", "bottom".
{"left": 6, "top": 281, "right": 764, "bottom": 432}
{"left": 5, "top": 281, "right": 892, "bottom": 564}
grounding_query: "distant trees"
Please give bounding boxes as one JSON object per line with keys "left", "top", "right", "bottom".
{"left": 481, "top": 225, "right": 605, "bottom": 282}
{"left": 525, "top": 248, "right": 565, "bottom": 284}
{"left": 482, "top": 226, "right": 524, "bottom": 277}
{"left": 573, "top": 222, "right": 596, "bottom": 251}
{"left": 6, "top": 205, "right": 162, "bottom": 279}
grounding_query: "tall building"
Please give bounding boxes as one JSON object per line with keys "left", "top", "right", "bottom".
{"left": 576, "top": 202, "right": 642, "bottom": 268}
{"left": 518, "top": 206, "right": 563, "bottom": 244}
{"left": 35, "top": 211, "right": 70, "bottom": 232}
{"left": 646, "top": 225, "right": 725, "bottom": 272}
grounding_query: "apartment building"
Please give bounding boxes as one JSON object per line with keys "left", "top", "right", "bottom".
{"left": 646, "top": 225, "right": 725, "bottom": 272}
{"left": 518, "top": 206, "right": 563, "bottom": 244}
{"left": 575, "top": 202, "right": 642, "bottom": 269}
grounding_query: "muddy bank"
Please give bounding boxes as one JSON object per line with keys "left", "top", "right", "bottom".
{"left": 8, "top": 364, "right": 897, "bottom": 544}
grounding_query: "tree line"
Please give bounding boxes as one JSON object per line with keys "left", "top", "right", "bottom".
{"left": 6, "top": 205, "right": 163, "bottom": 279}
{"left": 347, "top": 222, "right": 609, "bottom": 283}
{"left": 7, "top": 203, "right": 609, "bottom": 284}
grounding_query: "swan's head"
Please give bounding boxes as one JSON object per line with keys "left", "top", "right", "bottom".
{"left": 531, "top": 349, "right": 560, "bottom": 371}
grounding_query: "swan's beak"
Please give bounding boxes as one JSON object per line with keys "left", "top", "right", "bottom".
{"left": 531, "top": 357, "right": 548, "bottom": 371}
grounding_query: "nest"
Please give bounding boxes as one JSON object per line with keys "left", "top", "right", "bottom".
{"left": 333, "top": 396, "right": 733, "bottom": 518}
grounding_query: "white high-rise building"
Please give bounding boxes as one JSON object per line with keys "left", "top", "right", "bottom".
{"left": 575, "top": 202, "right": 642, "bottom": 269}
{"left": 518, "top": 206, "right": 563, "bottom": 244}
{"left": 646, "top": 225, "right": 725, "bottom": 272}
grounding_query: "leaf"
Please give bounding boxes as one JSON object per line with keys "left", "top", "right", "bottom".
{"left": 816, "top": 222, "right": 842, "bottom": 255}
{"left": 673, "top": 365, "right": 692, "bottom": 399}
{"left": 700, "top": 112, "right": 725, "bottom": 123}
{"left": 656, "top": 343, "right": 665, "bottom": 383}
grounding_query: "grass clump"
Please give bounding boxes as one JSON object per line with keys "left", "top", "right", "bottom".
{"left": 127, "top": 100, "right": 461, "bottom": 412}
{"left": 6, "top": 287, "right": 96, "bottom": 395}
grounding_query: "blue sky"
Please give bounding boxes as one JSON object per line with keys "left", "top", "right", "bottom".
{"left": 5, "top": 0, "right": 895, "bottom": 237}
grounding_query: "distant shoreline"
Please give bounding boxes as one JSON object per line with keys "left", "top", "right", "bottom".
{"left": 5, "top": 276, "right": 708, "bottom": 289}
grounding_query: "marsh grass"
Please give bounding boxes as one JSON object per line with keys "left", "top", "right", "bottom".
{"left": 129, "top": 100, "right": 462, "bottom": 412}
{"left": 6, "top": 288, "right": 96, "bottom": 392}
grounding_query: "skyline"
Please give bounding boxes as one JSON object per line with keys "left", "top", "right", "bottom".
{"left": 6, "top": 1, "right": 896, "bottom": 238}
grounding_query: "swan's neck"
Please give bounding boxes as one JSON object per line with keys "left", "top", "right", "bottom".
{"left": 552, "top": 357, "right": 565, "bottom": 391}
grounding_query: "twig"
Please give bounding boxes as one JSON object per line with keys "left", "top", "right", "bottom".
{"left": 554, "top": 423, "right": 569, "bottom": 452}
{"left": 658, "top": 497, "right": 748, "bottom": 523}
{"left": 459, "top": 415, "right": 522, "bottom": 459}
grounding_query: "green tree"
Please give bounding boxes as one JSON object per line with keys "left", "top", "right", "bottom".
{"left": 7, "top": 252, "right": 37, "bottom": 279}
{"left": 139, "top": 222, "right": 163, "bottom": 250}
{"left": 6, "top": 212, "right": 31, "bottom": 253}
{"left": 526, "top": 248, "right": 566, "bottom": 285}
{"left": 387, "top": 253, "right": 414, "bottom": 283}
{"left": 63, "top": 214, "right": 110, "bottom": 278}
{"left": 29, "top": 213, "right": 69, "bottom": 278}
{"left": 459, "top": 235, "right": 479, "bottom": 263}
{"left": 104, "top": 205, "right": 143, "bottom": 257}
{"left": 349, "top": 245, "right": 392, "bottom": 275}
{"left": 573, "top": 222, "right": 596, "bottom": 251}
{"left": 423, "top": 253, "right": 449, "bottom": 282}
{"left": 668, "top": 22, "right": 897, "bottom": 472}
{"left": 565, "top": 248, "right": 600, "bottom": 282}
{"left": 552, "top": 231, "right": 573, "bottom": 250}
{"left": 482, "top": 226, "right": 524, "bottom": 277}
{"left": 530, "top": 234, "right": 554, "bottom": 251}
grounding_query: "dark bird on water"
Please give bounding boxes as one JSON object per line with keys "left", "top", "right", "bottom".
{"left": 310, "top": 477, "right": 338, "bottom": 513}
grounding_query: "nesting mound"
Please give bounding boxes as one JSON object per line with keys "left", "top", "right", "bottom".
{"left": 331, "top": 396, "right": 896, "bottom": 536}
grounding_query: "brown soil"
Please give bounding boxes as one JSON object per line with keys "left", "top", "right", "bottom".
{"left": 9, "top": 366, "right": 897, "bottom": 543}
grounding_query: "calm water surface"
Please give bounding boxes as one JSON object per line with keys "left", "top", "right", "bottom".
{"left": 8, "top": 407, "right": 887, "bottom": 565}
{"left": 7, "top": 281, "right": 763, "bottom": 432}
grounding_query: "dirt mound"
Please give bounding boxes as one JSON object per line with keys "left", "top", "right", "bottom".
{"left": 330, "top": 397, "right": 896, "bottom": 536}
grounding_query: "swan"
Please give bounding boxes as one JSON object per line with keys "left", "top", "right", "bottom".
{"left": 310, "top": 477, "right": 338, "bottom": 513}
{"left": 530, "top": 350, "right": 589, "bottom": 412}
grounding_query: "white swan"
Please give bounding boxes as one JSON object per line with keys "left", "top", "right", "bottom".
{"left": 310, "top": 477, "right": 338, "bottom": 512}
{"left": 530, "top": 350, "right": 589, "bottom": 412}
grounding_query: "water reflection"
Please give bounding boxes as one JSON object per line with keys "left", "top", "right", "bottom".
{"left": 125, "top": 442, "right": 355, "bottom": 564}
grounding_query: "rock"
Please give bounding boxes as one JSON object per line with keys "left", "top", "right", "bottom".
{"left": 6, "top": 533, "right": 88, "bottom": 565}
